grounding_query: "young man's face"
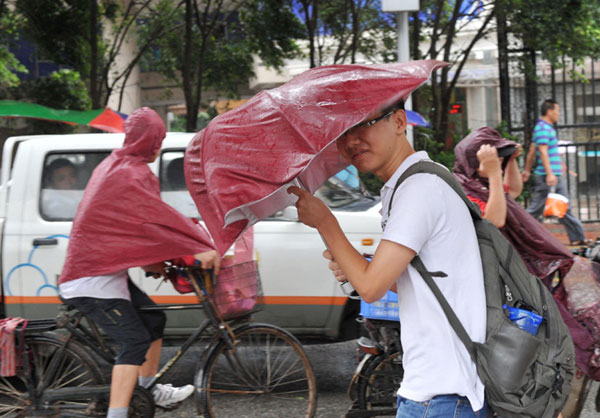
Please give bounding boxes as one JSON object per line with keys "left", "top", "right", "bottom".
{"left": 336, "top": 109, "right": 406, "bottom": 176}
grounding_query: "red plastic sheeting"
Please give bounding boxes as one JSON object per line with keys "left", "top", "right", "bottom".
{"left": 185, "top": 60, "right": 447, "bottom": 255}
{"left": 60, "top": 108, "right": 214, "bottom": 283}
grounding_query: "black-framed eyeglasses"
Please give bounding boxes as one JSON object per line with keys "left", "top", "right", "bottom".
{"left": 343, "top": 109, "right": 395, "bottom": 137}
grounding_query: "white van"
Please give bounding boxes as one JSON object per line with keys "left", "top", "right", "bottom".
{"left": 0, "top": 133, "right": 382, "bottom": 339}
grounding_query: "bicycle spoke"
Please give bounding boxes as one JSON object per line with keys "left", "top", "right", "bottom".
{"left": 2, "top": 337, "right": 105, "bottom": 416}
{"left": 199, "top": 325, "right": 317, "bottom": 417}
{"left": 0, "top": 376, "right": 23, "bottom": 397}
{"left": 52, "top": 356, "right": 96, "bottom": 388}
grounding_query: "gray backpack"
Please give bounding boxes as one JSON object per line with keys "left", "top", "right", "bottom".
{"left": 390, "top": 160, "right": 575, "bottom": 418}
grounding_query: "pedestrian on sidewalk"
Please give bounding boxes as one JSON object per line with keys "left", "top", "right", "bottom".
{"left": 521, "top": 99, "right": 588, "bottom": 245}
{"left": 289, "top": 100, "right": 488, "bottom": 418}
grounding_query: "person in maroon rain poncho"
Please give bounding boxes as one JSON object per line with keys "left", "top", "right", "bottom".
{"left": 58, "top": 108, "right": 219, "bottom": 417}
{"left": 453, "top": 127, "right": 599, "bottom": 414}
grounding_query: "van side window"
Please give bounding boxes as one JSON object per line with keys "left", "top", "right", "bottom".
{"left": 40, "top": 152, "right": 110, "bottom": 221}
{"left": 159, "top": 151, "right": 201, "bottom": 219}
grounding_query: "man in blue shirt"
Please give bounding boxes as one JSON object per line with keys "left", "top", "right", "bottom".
{"left": 522, "top": 99, "right": 587, "bottom": 245}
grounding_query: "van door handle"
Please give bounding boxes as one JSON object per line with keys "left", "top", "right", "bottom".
{"left": 33, "top": 238, "right": 58, "bottom": 247}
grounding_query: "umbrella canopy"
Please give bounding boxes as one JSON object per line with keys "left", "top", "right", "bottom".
{"left": 185, "top": 60, "right": 447, "bottom": 255}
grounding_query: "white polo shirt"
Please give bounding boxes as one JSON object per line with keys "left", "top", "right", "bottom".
{"left": 380, "top": 151, "right": 486, "bottom": 411}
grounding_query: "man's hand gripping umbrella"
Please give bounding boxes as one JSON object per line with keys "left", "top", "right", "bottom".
{"left": 287, "top": 186, "right": 353, "bottom": 293}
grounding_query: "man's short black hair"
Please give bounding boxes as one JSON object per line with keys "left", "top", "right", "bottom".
{"left": 541, "top": 99, "right": 558, "bottom": 116}
{"left": 390, "top": 99, "right": 405, "bottom": 112}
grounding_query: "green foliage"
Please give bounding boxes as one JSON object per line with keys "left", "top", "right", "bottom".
{"left": 170, "top": 108, "right": 217, "bottom": 132}
{"left": 142, "top": 0, "right": 302, "bottom": 130}
{"left": 25, "top": 69, "right": 91, "bottom": 134}
{"left": 0, "top": 2, "right": 27, "bottom": 88}
{"left": 16, "top": 0, "right": 94, "bottom": 77}
{"left": 495, "top": 120, "right": 520, "bottom": 144}
{"left": 504, "top": 0, "right": 600, "bottom": 70}
{"left": 34, "top": 69, "right": 91, "bottom": 110}
{"left": 15, "top": 0, "right": 173, "bottom": 108}
{"left": 242, "top": 0, "right": 303, "bottom": 68}
{"left": 414, "top": 127, "right": 457, "bottom": 170}
{"left": 358, "top": 172, "right": 383, "bottom": 196}
{"left": 292, "top": 0, "right": 396, "bottom": 65}
{"left": 143, "top": 0, "right": 303, "bottom": 82}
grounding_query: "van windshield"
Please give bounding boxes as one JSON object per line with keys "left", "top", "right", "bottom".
{"left": 315, "top": 177, "right": 378, "bottom": 211}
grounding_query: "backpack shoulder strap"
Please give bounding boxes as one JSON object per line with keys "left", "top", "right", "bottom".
{"left": 387, "top": 160, "right": 482, "bottom": 221}
{"left": 387, "top": 160, "right": 483, "bottom": 360}
{"left": 411, "top": 256, "right": 476, "bottom": 360}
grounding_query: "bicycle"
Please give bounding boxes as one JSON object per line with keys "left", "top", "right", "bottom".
{"left": 345, "top": 316, "right": 402, "bottom": 418}
{"left": 0, "top": 261, "right": 318, "bottom": 417}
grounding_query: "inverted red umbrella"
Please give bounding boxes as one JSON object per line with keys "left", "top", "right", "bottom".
{"left": 185, "top": 60, "right": 447, "bottom": 255}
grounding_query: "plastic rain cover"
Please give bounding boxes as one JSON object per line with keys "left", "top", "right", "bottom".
{"left": 60, "top": 108, "right": 214, "bottom": 283}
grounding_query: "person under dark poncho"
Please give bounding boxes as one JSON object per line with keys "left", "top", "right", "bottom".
{"left": 453, "top": 126, "right": 598, "bottom": 381}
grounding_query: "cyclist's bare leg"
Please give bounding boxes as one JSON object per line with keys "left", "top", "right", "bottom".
{"left": 110, "top": 365, "right": 139, "bottom": 408}
{"left": 140, "top": 338, "right": 162, "bottom": 378}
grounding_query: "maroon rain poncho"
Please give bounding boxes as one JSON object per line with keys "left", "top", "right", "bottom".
{"left": 59, "top": 108, "right": 214, "bottom": 284}
{"left": 453, "top": 127, "right": 600, "bottom": 376}
{"left": 453, "top": 127, "right": 574, "bottom": 279}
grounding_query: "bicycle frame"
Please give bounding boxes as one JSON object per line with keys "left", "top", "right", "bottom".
{"left": 21, "top": 266, "right": 246, "bottom": 407}
{"left": 346, "top": 317, "right": 402, "bottom": 418}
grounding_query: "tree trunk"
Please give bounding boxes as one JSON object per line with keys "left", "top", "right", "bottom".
{"left": 496, "top": 0, "right": 511, "bottom": 131}
{"left": 183, "top": 0, "right": 197, "bottom": 132}
{"left": 410, "top": 6, "right": 421, "bottom": 111}
{"left": 301, "top": 0, "right": 317, "bottom": 68}
{"left": 523, "top": 50, "right": 538, "bottom": 149}
{"left": 436, "top": 82, "right": 452, "bottom": 146}
{"left": 89, "top": 0, "right": 99, "bottom": 108}
{"left": 349, "top": 0, "right": 358, "bottom": 64}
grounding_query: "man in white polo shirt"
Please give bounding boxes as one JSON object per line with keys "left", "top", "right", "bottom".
{"left": 289, "top": 100, "right": 488, "bottom": 417}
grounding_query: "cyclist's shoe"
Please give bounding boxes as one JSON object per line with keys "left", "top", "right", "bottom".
{"left": 151, "top": 383, "right": 194, "bottom": 409}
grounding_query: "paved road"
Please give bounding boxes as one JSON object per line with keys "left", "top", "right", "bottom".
{"left": 153, "top": 340, "right": 599, "bottom": 417}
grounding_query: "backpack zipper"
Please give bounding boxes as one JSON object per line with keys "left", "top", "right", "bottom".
{"left": 504, "top": 284, "right": 514, "bottom": 302}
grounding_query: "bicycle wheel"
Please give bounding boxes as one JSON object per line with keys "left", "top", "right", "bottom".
{"left": 357, "top": 348, "right": 403, "bottom": 413}
{"left": 0, "top": 335, "right": 105, "bottom": 416}
{"left": 196, "top": 323, "right": 317, "bottom": 418}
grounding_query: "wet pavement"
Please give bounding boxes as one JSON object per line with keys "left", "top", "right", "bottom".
{"left": 154, "top": 340, "right": 599, "bottom": 417}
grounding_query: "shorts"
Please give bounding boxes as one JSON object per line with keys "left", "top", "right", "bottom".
{"left": 62, "top": 278, "right": 166, "bottom": 365}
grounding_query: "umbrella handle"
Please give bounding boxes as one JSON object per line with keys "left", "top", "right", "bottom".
{"left": 293, "top": 178, "right": 361, "bottom": 299}
{"left": 340, "top": 280, "right": 360, "bottom": 299}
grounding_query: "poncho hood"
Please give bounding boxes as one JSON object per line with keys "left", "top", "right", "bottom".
{"left": 453, "top": 127, "right": 573, "bottom": 279}
{"left": 59, "top": 107, "right": 214, "bottom": 283}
